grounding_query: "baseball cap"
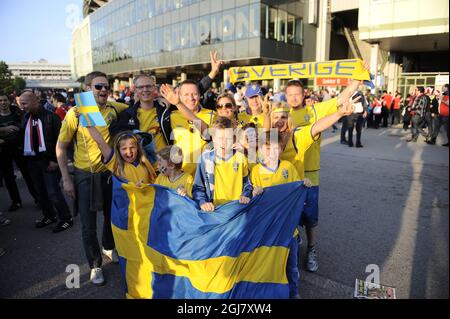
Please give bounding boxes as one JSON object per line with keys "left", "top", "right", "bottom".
{"left": 271, "top": 93, "right": 287, "bottom": 103}
{"left": 245, "top": 84, "right": 262, "bottom": 98}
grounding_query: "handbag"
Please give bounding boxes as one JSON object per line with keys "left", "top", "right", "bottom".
{"left": 373, "top": 106, "right": 382, "bottom": 114}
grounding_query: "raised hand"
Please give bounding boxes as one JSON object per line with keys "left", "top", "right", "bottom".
{"left": 339, "top": 95, "right": 361, "bottom": 116}
{"left": 209, "top": 50, "right": 223, "bottom": 77}
{"left": 160, "top": 84, "right": 180, "bottom": 106}
{"left": 260, "top": 94, "right": 272, "bottom": 116}
{"left": 362, "top": 60, "right": 370, "bottom": 71}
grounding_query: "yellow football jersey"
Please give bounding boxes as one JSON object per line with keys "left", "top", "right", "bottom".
{"left": 213, "top": 151, "right": 249, "bottom": 206}
{"left": 58, "top": 102, "right": 128, "bottom": 173}
{"left": 171, "top": 108, "right": 215, "bottom": 176}
{"left": 154, "top": 172, "right": 194, "bottom": 198}
{"left": 290, "top": 98, "right": 338, "bottom": 186}
{"left": 237, "top": 112, "right": 265, "bottom": 129}
{"left": 250, "top": 160, "right": 300, "bottom": 188}
{"left": 103, "top": 151, "right": 155, "bottom": 184}
{"left": 280, "top": 125, "right": 316, "bottom": 180}
{"left": 137, "top": 107, "right": 167, "bottom": 152}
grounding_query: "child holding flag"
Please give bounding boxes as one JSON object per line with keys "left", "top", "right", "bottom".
{"left": 250, "top": 132, "right": 311, "bottom": 299}
{"left": 86, "top": 127, "right": 156, "bottom": 184}
{"left": 154, "top": 145, "right": 194, "bottom": 198}
{"left": 192, "top": 117, "right": 253, "bottom": 211}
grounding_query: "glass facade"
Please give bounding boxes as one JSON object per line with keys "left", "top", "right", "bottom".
{"left": 260, "top": 3, "right": 302, "bottom": 44}
{"left": 87, "top": 0, "right": 303, "bottom": 74}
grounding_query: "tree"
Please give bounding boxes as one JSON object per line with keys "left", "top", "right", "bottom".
{"left": 12, "top": 76, "right": 26, "bottom": 92}
{"left": 0, "top": 61, "right": 13, "bottom": 94}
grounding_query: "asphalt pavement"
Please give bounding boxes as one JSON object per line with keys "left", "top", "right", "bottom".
{"left": 0, "top": 123, "right": 448, "bottom": 299}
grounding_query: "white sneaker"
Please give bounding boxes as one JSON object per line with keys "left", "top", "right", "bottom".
{"left": 102, "top": 248, "right": 119, "bottom": 263}
{"left": 90, "top": 267, "right": 105, "bottom": 285}
{"left": 306, "top": 249, "right": 319, "bottom": 272}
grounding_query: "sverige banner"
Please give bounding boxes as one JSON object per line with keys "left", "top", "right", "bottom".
{"left": 228, "top": 59, "right": 371, "bottom": 84}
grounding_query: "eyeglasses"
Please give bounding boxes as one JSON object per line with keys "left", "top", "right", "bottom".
{"left": 94, "top": 84, "right": 110, "bottom": 91}
{"left": 216, "top": 103, "right": 234, "bottom": 110}
{"left": 136, "top": 85, "right": 156, "bottom": 90}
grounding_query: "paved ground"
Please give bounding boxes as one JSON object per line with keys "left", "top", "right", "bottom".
{"left": 0, "top": 124, "right": 448, "bottom": 299}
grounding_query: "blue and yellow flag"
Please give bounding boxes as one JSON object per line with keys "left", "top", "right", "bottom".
{"left": 111, "top": 176, "right": 308, "bottom": 299}
{"left": 229, "top": 59, "right": 371, "bottom": 84}
{"left": 74, "top": 92, "right": 107, "bottom": 127}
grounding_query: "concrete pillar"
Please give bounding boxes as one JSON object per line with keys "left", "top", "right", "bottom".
{"left": 113, "top": 79, "right": 120, "bottom": 91}
{"left": 370, "top": 44, "right": 379, "bottom": 93}
{"left": 223, "top": 70, "right": 230, "bottom": 89}
{"left": 273, "top": 79, "right": 281, "bottom": 93}
{"left": 181, "top": 72, "right": 187, "bottom": 82}
{"left": 315, "top": 0, "right": 331, "bottom": 62}
{"left": 387, "top": 53, "right": 399, "bottom": 94}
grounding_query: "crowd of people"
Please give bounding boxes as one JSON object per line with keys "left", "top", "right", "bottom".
{"left": 1, "top": 51, "right": 448, "bottom": 298}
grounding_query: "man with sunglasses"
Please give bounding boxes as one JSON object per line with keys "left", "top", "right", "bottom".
{"left": 56, "top": 71, "right": 128, "bottom": 286}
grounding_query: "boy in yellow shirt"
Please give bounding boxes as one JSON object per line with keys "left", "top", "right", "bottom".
{"left": 250, "top": 132, "right": 311, "bottom": 299}
{"left": 191, "top": 117, "right": 253, "bottom": 211}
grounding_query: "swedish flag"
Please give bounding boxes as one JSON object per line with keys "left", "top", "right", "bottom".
{"left": 111, "top": 176, "right": 307, "bottom": 299}
{"left": 74, "top": 92, "right": 107, "bottom": 127}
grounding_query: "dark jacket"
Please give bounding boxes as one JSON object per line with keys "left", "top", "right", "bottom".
{"left": 411, "top": 94, "right": 430, "bottom": 117}
{"left": 430, "top": 96, "right": 439, "bottom": 115}
{"left": 110, "top": 75, "right": 214, "bottom": 144}
{"left": 0, "top": 105, "right": 24, "bottom": 147}
{"left": 353, "top": 91, "right": 368, "bottom": 114}
{"left": 21, "top": 106, "right": 61, "bottom": 163}
{"left": 110, "top": 97, "right": 175, "bottom": 145}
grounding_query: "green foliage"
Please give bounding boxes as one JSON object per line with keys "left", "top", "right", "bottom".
{"left": 0, "top": 61, "right": 27, "bottom": 95}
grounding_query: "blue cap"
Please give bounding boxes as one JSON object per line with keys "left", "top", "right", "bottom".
{"left": 245, "top": 84, "right": 262, "bottom": 98}
{"left": 226, "top": 82, "right": 237, "bottom": 94}
{"left": 271, "top": 93, "right": 287, "bottom": 103}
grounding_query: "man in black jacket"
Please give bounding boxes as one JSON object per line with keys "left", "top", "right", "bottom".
{"left": 346, "top": 91, "right": 368, "bottom": 147}
{"left": 0, "top": 93, "right": 38, "bottom": 211}
{"left": 407, "top": 86, "right": 431, "bottom": 142}
{"left": 19, "top": 91, "right": 72, "bottom": 232}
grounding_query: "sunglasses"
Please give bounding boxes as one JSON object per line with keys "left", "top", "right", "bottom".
{"left": 94, "top": 84, "right": 110, "bottom": 91}
{"left": 216, "top": 103, "right": 234, "bottom": 110}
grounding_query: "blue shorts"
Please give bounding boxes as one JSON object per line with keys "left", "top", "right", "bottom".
{"left": 301, "top": 186, "right": 319, "bottom": 228}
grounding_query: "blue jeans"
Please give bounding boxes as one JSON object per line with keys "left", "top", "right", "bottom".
{"left": 287, "top": 236, "right": 300, "bottom": 298}
{"left": 432, "top": 115, "right": 449, "bottom": 142}
{"left": 301, "top": 186, "right": 319, "bottom": 228}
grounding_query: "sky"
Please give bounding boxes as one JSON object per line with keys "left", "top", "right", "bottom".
{"left": 0, "top": 0, "right": 83, "bottom": 64}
